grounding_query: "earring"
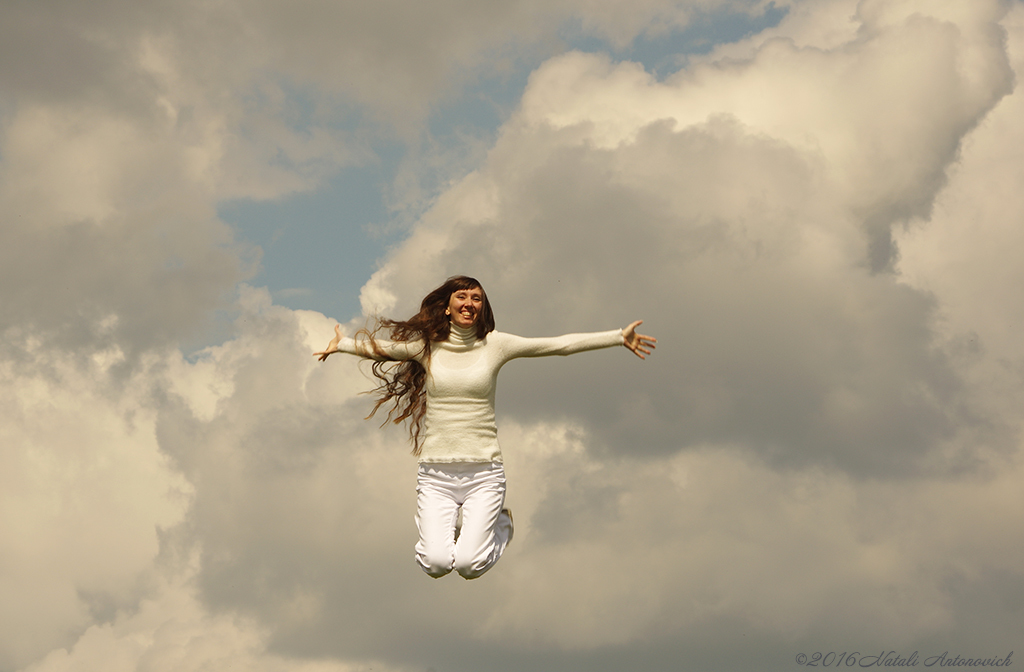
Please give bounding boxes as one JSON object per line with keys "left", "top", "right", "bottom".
{"left": 445, "top": 308, "right": 450, "bottom": 315}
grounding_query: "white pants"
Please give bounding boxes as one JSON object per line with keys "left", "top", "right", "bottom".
{"left": 415, "top": 461, "right": 513, "bottom": 579}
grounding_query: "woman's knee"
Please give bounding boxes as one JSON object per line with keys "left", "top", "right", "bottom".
{"left": 454, "top": 557, "right": 492, "bottom": 580}
{"left": 422, "top": 562, "right": 453, "bottom": 578}
{"left": 417, "top": 549, "right": 454, "bottom": 578}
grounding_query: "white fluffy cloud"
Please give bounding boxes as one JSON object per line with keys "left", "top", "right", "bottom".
{"left": 0, "top": 0, "right": 771, "bottom": 355}
{"left": 18, "top": 568, "right": 407, "bottom": 672}
{"left": 0, "top": 350, "right": 190, "bottom": 670}
{"left": 4, "top": 0, "right": 1024, "bottom": 671}
{"left": 363, "top": 0, "right": 1017, "bottom": 475}
{"left": 160, "top": 3, "right": 1024, "bottom": 669}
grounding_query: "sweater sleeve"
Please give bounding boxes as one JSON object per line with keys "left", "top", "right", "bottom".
{"left": 495, "top": 329, "right": 624, "bottom": 361}
{"left": 336, "top": 336, "right": 425, "bottom": 361}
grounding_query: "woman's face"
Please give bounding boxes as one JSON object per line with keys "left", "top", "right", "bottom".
{"left": 447, "top": 286, "right": 484, "bottom": 328}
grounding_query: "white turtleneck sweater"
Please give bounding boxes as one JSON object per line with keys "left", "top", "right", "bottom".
{"left": 336, "top": 324, "right": 625, "bottom": 463}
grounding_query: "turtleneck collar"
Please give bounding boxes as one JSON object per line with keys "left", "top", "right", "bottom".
{"left": 448, "top": 323, "right": 478, "bottom": 346}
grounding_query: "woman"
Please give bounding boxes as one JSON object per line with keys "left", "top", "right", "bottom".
{"left": 315, "top": 276, "right": 655, "bottom": 579}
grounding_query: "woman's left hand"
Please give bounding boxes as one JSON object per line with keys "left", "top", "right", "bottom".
{"left": 622, "top": 320, "right": 657, "bottom": 359}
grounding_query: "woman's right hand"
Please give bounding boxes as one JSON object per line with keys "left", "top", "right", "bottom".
{"left": 314, "top": 324, "right": 343, "bottom": 362}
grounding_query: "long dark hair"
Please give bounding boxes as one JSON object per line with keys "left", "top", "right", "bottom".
{"left": 360, "top": 275, "right": 495, "bottom": 455}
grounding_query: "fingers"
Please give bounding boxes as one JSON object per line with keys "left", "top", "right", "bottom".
{"left": 624, "top": 325, "right": 656, "bottom": 360}
{"left": 632, "top": 342, "right": 653, "bottom": 357}
{"left": 624, "top": 339, "right": 646, "bottom": 359}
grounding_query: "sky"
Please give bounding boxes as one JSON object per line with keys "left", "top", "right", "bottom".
{"left": 1, "top": 1, "right": 1023, "bottom": 671}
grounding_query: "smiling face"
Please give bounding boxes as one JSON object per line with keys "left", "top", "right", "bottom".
{"left": 447, "top": 286, "right": 484, "bottom": 328}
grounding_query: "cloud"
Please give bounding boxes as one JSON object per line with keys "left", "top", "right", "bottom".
{"left": 59, "top": 303, "right": 1023, "bottom": 668}
{"left": 0, "top": 349, "right": 190, "bottom": 671}
{"left": 362, "top": 0, "right": 1016, "bottom": 475}
{"left": 0, "top": 0, "right": 771, "bottom": 136}
{"left": 897, "top": 3, "right": 1024, "bottom": 363}
{"left": 141, "top": 293, "right": 1021, "bottom": 669}
{"left": 4, "top": 1, "right": 1024, "bottom": 671}
{"left": 0, "top": 0, "right": 772, "bottom": 358}
{"left": 129, "top": 4, "right": 1024, "bottom": 666}
{"left": 18, "top": 567, "right": 408, "bottom": 672}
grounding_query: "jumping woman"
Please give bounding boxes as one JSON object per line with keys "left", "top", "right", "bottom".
{"left": 314, "top": 276, "right": 656, "bottom": 579}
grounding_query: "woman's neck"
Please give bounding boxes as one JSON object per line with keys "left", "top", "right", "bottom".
{"left": 448, "top": 322, "right": 477, "bottom": 345}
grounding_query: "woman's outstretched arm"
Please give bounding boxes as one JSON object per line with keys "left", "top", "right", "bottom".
{"left": 497, "top": 321, "right": 656, "bottom": 361}
{"left": 314, "top": 324, "right": 424, "bottom": 362}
